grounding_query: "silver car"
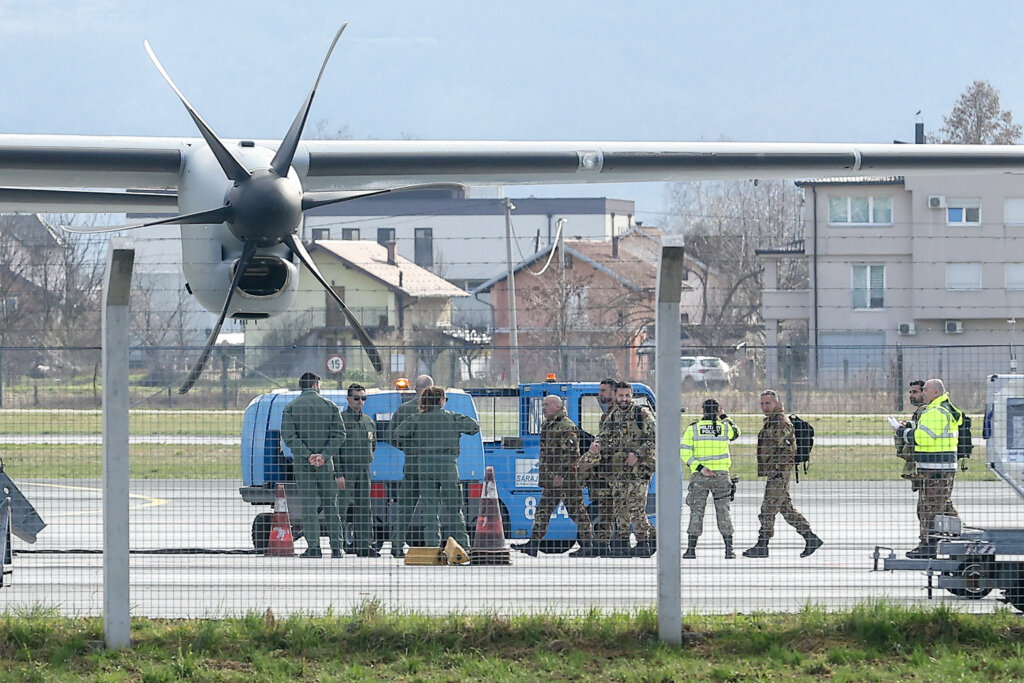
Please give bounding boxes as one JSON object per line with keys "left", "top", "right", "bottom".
{"left": 680, "top": 356, "right": 731, "bottom": 390}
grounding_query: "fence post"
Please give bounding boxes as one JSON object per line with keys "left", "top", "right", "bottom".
{"left": 656, "top": 236, "right": 685, "bottom": 645}
{"left": 102, "top": 239, "right": 134, "bottom": 649}
{"left": 785, "top": 345, "right": 794, "bottom": 410}
{"left": 895, "top": 345, "right": 904, "bottom": 411}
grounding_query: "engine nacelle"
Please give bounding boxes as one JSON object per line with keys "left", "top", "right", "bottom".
{"left": 177, "top": 143, "right": 301, "bottom": 318}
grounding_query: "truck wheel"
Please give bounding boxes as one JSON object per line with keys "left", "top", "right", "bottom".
{"left": 251, "top": 512, "right": 273, "bottom": 551}
{"left": 539, "top": 540, "right": 573, "bottom": 554}
{"left": 945, "top": 559, "right": 992, "bottom": 599}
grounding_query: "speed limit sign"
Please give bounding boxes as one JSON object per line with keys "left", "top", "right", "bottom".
{"left": 326, "top": 354, "right": 345, "bottom": 374}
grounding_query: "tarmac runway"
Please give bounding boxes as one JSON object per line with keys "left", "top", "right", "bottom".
{"left": 3, "top": 478, "right": 1022, "bottom": 618}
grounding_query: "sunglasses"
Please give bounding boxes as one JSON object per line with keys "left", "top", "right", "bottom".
{"left": 349, "top": 396, "right": 366, "bottom": 402}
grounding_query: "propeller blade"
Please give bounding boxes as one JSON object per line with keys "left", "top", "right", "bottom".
{"left": 301, "top": 183, "right": 465, "bottom": 211}
{"left": 145, "top": 40, "right": 251, "bottom": 183}
{"left": 270, "top": 22, "right": 348, "bottom": 177}
{"left": 61, "top": 206, "right": 233, "bottom": 234}
{"left": 178, "top": 240, "right": 259, "bottom": 394}
{"left": 284, "top": 234, "right": 384, "bottom": 373}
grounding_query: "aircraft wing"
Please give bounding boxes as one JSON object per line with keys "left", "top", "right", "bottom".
{"left": 4, "top": 134, "right": 1024, "bottom": 212}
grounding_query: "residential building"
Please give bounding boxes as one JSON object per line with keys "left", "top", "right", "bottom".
{"left": 303, "top": 188, "right": 636, "bottom": 326}
{"left": 474, "top": 225, "right": 698, "bottom": 382}
{"left": 759, "top": 172, "right": 1024, "bottom": 385}
{"left": 243, "top": 239, "right": 469, "bottom": 382}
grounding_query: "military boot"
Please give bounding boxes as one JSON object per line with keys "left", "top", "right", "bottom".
{"left": 631, "top": 537, "right": 655, "bottom": 558}
{"left": 800, "top": 532, "right": 823, "bottom": 558}
{"left": 682, "top": 535, "right": 698, "bottom": 559}
{"left": 571, "top": 541, "right": 606, "bottom": 558}
{"left": 515, "top": 539, "right": 540, "bottom": 557}
{"left": 742, "top": 538, "right": 769, "bottom": 558}
{"left": 723, "top": 535, "right": 735, "bottom": 559}
{"left": 606, "top": 538, "right": 631, "bottom": 558}
{"left": 906, "top": 542, "right": 936, "bottom": 559}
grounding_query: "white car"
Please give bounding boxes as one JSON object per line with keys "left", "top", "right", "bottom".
{"left": 680, "top": 356, "right": 731, "bottom": 390}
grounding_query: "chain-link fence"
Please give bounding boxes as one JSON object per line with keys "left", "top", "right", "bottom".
{"left": 2, "top": 343, "right": 1022, "bottom": 618}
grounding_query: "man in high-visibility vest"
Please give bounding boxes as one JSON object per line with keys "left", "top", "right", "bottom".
{"left": 893, "top": 378, "right": 960, "bottom": 559}
{"left": 680, "top": 398, "right": 740, "bottom": 559}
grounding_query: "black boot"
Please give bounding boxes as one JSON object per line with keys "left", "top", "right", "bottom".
{"left": 572, "top": 542, "right": 606, "bottom": 558}
{"left": 682, "top": 535, "right": 698, "bottom": 559}
{"left": 632, "top": 538, "right": 655, "bottom": 558}
{"left": 800, "top": 532, "right": 823, "bottom": 558}
{"left": 906, "top": 542, "right": 936, "bottom": 559}
{"left": 606, "top": 539, "right": 631, "bottom": 558}
{"left": 723, "top": 535, "right": 735, "bottom": 559}
{"left": 515, "top": 539, "right": 540, "bottom": 557}
{"left": 742, "top": 538, "right": 769, "bottom": 558}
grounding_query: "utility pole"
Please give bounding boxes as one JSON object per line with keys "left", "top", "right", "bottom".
{"left": 556, "top": 218, "right": 568, "bottom": 378}
{"left": 504, "top": 198, "right": 520, "bottom": 386}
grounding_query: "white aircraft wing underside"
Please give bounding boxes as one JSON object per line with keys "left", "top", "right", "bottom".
{"left": 4, "top": 134, "right": 1024, "bottom": 212}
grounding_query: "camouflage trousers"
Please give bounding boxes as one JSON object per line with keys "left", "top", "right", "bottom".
{"left": 756, "top": 472, "right": 811, "bottom": 540}
{"left": 598, "top": 476, "right": 654, "bottom": 542}
{"left": 530, "top": 474, "right": 594, "bottom": 542}
{"left": 905, "top": 465, "right": 959, "bottom": 518}
{"left": 685, "top": 470, "right": 733, "bottom": 537}
{"left": 917, "top": 469, "right": 956, "bottom": 543}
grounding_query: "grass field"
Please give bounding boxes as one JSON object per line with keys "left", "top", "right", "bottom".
{"left": 1, "top": 603, "right": 1022, "bottom": 681}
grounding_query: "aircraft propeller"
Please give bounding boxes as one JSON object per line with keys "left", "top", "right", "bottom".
{"left": 65, "top": 23, "right": 449, "bottom": 394}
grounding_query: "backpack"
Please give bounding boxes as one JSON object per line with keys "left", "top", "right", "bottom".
{"left": 789, "top": 414, "right": 815, "bottom": 481}
{"left": 957, "top": 414, "right": 973, "bottom": 470}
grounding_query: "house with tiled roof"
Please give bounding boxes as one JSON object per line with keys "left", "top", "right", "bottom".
{"left": 473, "top": 226, "right": 697, "bottom": 382}
{"left": 244, "top": 239, "right": 469, "bottom": 382}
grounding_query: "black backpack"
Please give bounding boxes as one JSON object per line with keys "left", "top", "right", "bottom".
{"left": 957, "top": 414, "right": 973, "bottom": 470}
{"left": 789, "top": 414, "right": 815, "bottom": 481}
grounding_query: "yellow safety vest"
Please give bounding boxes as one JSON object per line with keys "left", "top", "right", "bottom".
{"left": 680, "top": 418, "right": 739, "bottom": 473}
{"left": 910, "top": 393, "right": 958, "bottom": 470}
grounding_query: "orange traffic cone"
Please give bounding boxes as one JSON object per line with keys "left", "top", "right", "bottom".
{"left": 470, "top": 466, "right": 511, "bottom": 565}
{"left": 267, "top": 484, "right": 295, "bottom": 556}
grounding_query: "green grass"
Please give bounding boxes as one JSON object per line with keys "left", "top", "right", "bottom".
{"left": 0, "top": 444, "right": 237, "bottom": 479}
{"left": 0, "top": 410, "right": 242, "bottom": 436}
{"left": 1, "top": 603, "right": 1022, "bottom": 681}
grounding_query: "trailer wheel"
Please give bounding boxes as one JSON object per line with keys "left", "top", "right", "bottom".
{"left": 251, "top": 512, "right": 273, "bottom": 551}
{"left": 945, "top": 559, "right": 993, "bottom": 599}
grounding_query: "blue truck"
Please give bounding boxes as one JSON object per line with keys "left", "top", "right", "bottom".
{"left": 468, "top": 380, "right": 657, "bottom": 553}
{"left": 239, "top": 387, "right": 486, "bottom": 550}
{"left": 239, "top": 379, "right": 656, "bottom": 552}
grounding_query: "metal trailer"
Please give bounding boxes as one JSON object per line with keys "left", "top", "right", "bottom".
{"left": 873, "top": 374, "right": 1024, "bottom": 612}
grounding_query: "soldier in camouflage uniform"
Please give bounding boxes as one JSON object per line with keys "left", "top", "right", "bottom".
{"left": 570, "top": 378, "right": 618, "bottom": 558}
{"left": 896, "top": 380, "right": 959, "bottom": 517}
{"left": 280, "top": 372, "right": 348, "bottom": 558}
{"left": 515, "top": 395, "right": 593, "bottom": 557}
{"left": 582, "top": 381, "right": 656, "bottom": 558}
{"left": 743, "top": 389, "right": 822, "bottom": 559}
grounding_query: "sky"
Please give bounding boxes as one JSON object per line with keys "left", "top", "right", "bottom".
{"left": 2, "top": 0, "right": 1024, "bottom": 224}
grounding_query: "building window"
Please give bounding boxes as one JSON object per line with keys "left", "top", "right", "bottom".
{"left": 946, "top": 263, "right": 982, "bottom": 290}
{"left": 311, "top": 228, "right": 330, "bottom": 241}
{"left": 376, "top": 227, "right": 396, "bottom": 246}
{"left": 414, "top": 228, "right": 433, "bottom": 269}
{"left": 1006, "top": 264, "right": 1024, "bottom": 290}
{"left": 341, "top": 228, "right": 360, "bottom": 240}
{"left": 680, "top": 312, "right": 690, "bottom": 324}
{"left": 829, "top": 196, "right": 892, "bottom": 225}
{"left": 947, "top": 198, "right": 981, "bottom": 225}
{"left": 852, "top": 264, "right": 884, "bottom": 309}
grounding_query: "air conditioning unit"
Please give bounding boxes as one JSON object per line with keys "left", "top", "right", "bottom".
{"left": 928, "top": 195, "right": 947, "bottom": 209}
{"left": 945, "top": 320, "right": 964, "bottom": 334}
{"left": 897, "top": 322, "right": 916, "bottom": 336}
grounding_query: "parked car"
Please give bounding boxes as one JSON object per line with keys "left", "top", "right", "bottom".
{"left": 680, "top": 356, "right": 731, "bottom": 389}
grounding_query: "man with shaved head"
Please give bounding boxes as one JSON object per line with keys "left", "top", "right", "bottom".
{"left": 516, "top": 394, "right": 593, "bottom": 557}
{"left": 893, "top": 378, "right": 962, "bottom": 558}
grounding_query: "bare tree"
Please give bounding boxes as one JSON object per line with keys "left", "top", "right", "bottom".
{"left": 939, "top": 80, "right": 1022, "bottom": 144}
{"left": 667, "top": 179, "right": 804, "bottom": 346}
